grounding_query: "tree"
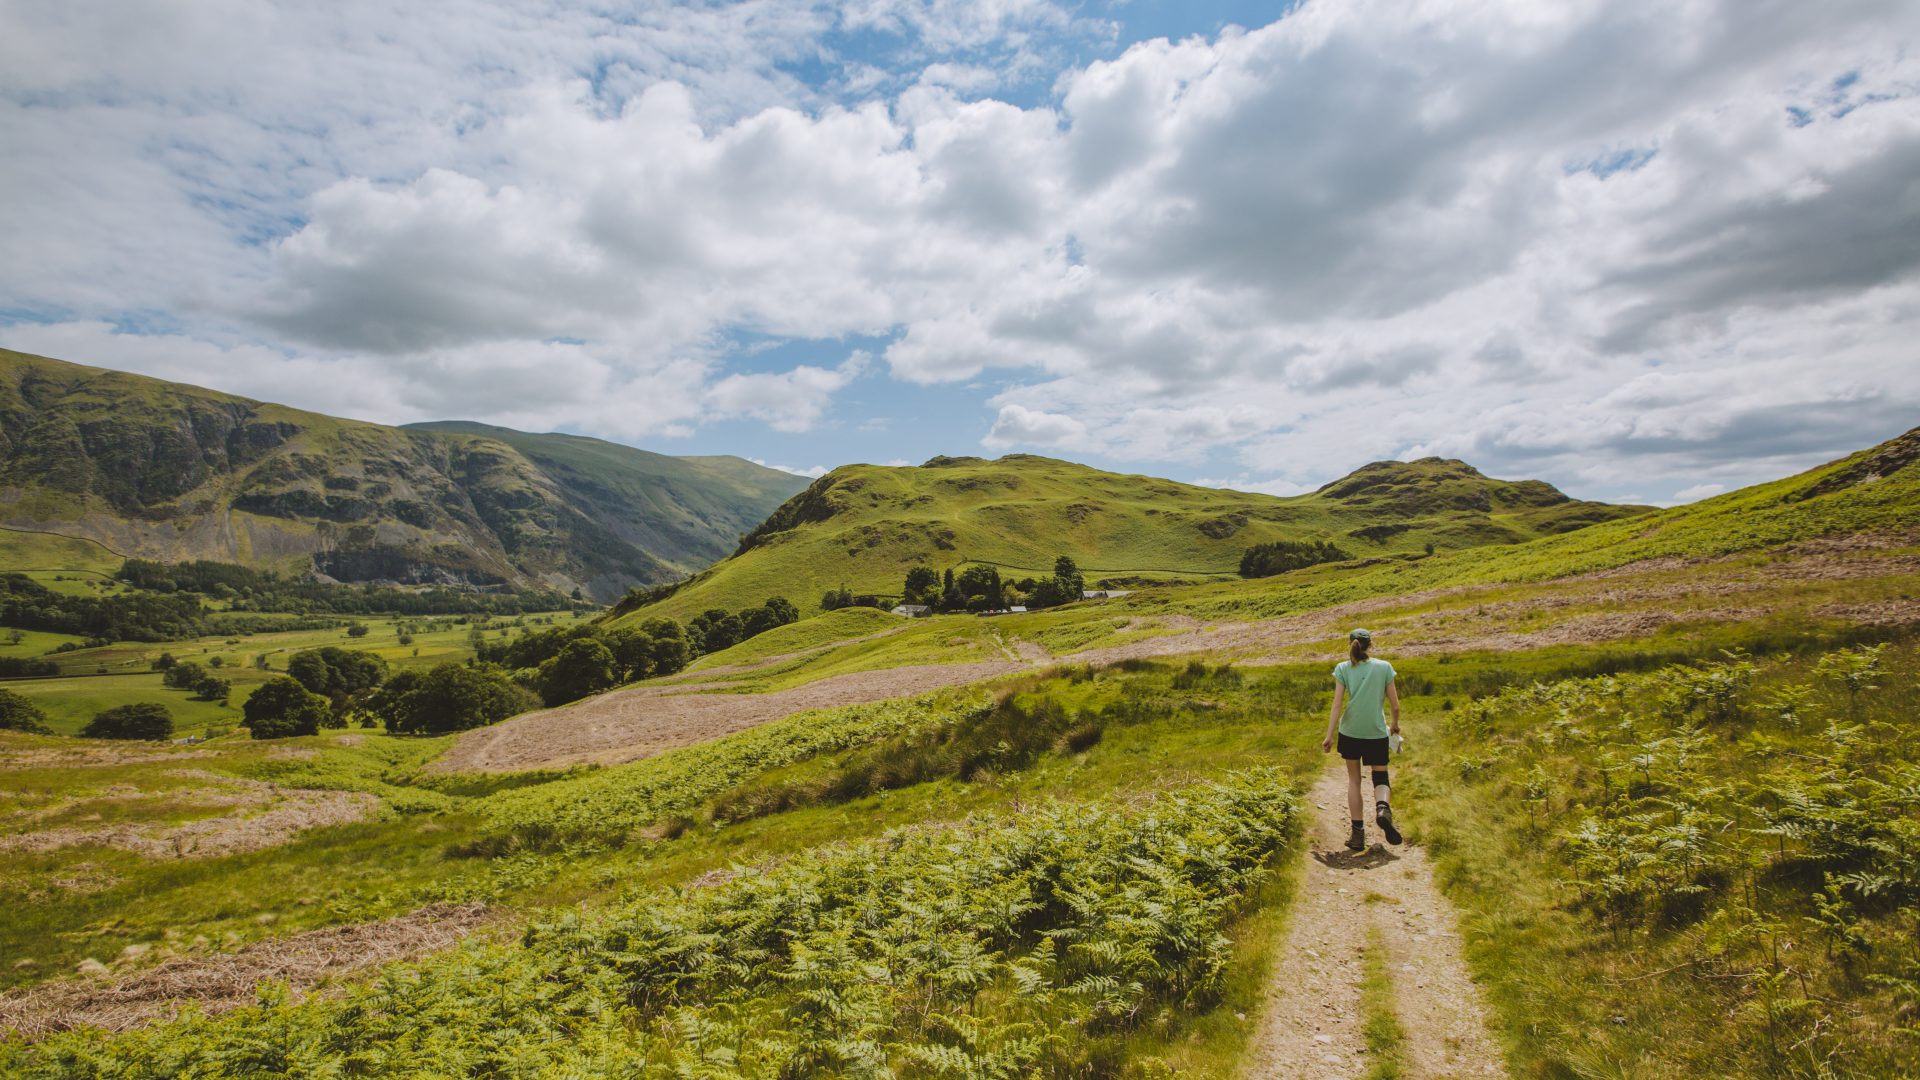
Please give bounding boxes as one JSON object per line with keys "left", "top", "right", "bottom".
{"left": 538, "top": 638, "right": 618, "bottom": 707}
{"left": 162, "top": 661, "right": 209, "bottom": 690}
{"left": 1025, "top": 555, "right": 1087, "bottom": 609}
{"left": 955, "top": 565, "right": 1005, "bottom": 611}
{"left": 0, "top": 689, "right": 52, "bottom": 734}
{"left": 382, "top": 663, "right": 539, "bottom": 735}
{"left": 285, "top": 651, "right": 331, "bottom": 695}
{"left": 192, "top": 675, "right": 231, "bottom": 704}
{"left": 242, "top": 677, "right": 332, "bottom": 739}
{"left": 150, "top": 652, "right": 177, "bottom": 671}
{"left": 605, "top": 629, "right": 655, "bottom": 684}
{"left": 286, "top": 647, "right": 387, "bottom": 700}
{"left": 903, "top": 566, "right": 940, "bottom": 607}
{"left": 740, "top": 597, "right": 799, "bottom": 639}
{"left": 346, "top": 623, "right": 371, "bottom": 638}
{"left": 690, "top": 609, "right": 742, "bottom": 654}
{"left": 81, "top": 703, "right": 173, "bottom": 741}
{"left": 639, "top": 618, "right": 691, "bottom": 675}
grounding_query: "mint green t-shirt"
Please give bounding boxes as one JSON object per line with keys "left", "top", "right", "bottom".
{"left": 1333, "top": 658, "right": 1396, "bottom": 739}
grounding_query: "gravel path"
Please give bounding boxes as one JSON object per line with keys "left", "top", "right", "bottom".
{"left": 1245, "top": 766, "right": 1504, "bottom": 1079}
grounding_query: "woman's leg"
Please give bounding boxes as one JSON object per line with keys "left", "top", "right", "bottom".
{"left": 1345, "top": 757, "right": 1365, "bottom": 821}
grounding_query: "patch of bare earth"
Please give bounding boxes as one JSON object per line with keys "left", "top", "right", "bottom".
{"left": 0, "top": 903, "right": 491, "bottom": 1037}
{"left": 0, "top": 772, "right": 377, "bottom": 859}
{"left": 432, "top": 660, "right": 1023, "bottom": 772}
{"left": 1246, "top": 767, "right": 1502, "bottom": 1079}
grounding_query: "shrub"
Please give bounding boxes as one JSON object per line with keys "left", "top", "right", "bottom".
{"left": 80, "top": 703, "right": 173, "bottom": 741}
{"left": 242, "top": 677, "right": 331, "bottom": 739}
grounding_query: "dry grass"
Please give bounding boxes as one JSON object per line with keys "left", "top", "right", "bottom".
{"left": 0, "top": 902, "right": 491, "bottom": 1037}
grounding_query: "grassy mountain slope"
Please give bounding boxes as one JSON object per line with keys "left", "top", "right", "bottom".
{"left": 0, "top": 349, "right": 805, "bottom": 601}
{"left": 614, "top": 451, "right": 1649, "bottom": 622}
{"left": 405, "top": 421, "right": 799, "bottom": 575}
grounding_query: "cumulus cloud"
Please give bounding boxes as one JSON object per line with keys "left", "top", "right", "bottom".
{"left": 749, "top": 458, "right": 831, "bottom": 478}
{"left": 2, "top": 0, "right": 1918, "bottom": 501}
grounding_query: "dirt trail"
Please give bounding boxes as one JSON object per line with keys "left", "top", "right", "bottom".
{"left": 432, "top": 660, "right": 1021, "bottom": 772}
{"left": 1246, "top": 767, "right": 1504, "bottom": 1079}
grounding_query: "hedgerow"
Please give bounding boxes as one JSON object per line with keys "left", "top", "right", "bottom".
{"left": 5, "top": 769, "right": 1297, "bottom": 1077}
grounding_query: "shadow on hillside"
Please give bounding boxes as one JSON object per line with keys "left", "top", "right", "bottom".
{"left": 1312, "top": 845, "right": 1401, "bottom": 870}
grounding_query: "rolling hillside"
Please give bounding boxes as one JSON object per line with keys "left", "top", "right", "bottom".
{"left": 0, "top": 349, "right": 805, "bottom": 601}
{"left": 613, "top": 452, "right": 1650, "bottom": 622}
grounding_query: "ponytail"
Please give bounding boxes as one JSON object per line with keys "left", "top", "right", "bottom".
{"left": 1349, "top": 637, "right": 1371, "bottom": 665}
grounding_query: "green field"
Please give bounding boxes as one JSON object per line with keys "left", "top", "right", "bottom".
{"left": 0, "top": 611, "right": 596, "bottom": 735}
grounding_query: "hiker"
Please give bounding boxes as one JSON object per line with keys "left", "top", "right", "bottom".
{"left": 1320, "top": 628, "right": 1402, "bottom": 851}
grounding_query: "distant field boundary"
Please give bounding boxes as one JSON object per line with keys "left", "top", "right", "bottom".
{"left": 3, "top": 567, "right": 119, "bottom": 581}
{"left": 0, "top": 523, "right": 131, "bottom": 561}
{"left": 0, "top": 670, "right": 150, "bottom": 683}
{"left": 949, "top": 556, "right": 1240, "bottom": 578}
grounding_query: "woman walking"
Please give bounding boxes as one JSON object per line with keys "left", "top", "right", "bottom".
{"left": 1320, "top": 628, "right": 1402, "bottom": 852}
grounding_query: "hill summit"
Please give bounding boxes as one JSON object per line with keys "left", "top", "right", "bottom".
{"left": 618, "top": 452, "right": 1650, "bottom": 622}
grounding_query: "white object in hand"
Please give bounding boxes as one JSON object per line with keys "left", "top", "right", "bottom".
{"left": 1389, "top": 733, "right": 1404, "bottom": 755}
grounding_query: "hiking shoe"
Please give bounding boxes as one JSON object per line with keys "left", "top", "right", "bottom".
{"left": 1345, "top": 824, "right": 1366, "bottom": 852}
{"left": 1376, "top": 803, "right": 1402, "bottom": 845}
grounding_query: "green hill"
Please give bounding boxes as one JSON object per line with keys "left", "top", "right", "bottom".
{"left": 614, "top": 452, "right": 1650, "bottom": 622}
{"left": 0, "top": 349, "right": 805, "bottom": 601}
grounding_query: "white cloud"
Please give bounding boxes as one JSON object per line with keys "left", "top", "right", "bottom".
{"left": 750, "top": 458, "right": 832, "bottom": 478}
{"left": 1670, "top": 483, "right": 1728, "bottom": 504}
{"left": 3, "top": 0, "right": 1919, "bottom": 501}
{"left": 983, "top": 403, "right": 1088, "bottom": 449}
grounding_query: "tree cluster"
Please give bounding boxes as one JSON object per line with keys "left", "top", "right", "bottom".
{"left": 2, "top": 572, "right": 205, "bottom": 642}
{"left": 688, "top": 598, "right": 798, "bottom": 654}
{"left": 895, "top": 557, "right": 1085, "bottom": 613}
{"left": 80, "top": 702, "right": 173, "bottom": 741}
{"left": 117, "top": 558, "right": 585, "bottom": 617}
{"left": 477, "top": 617, "right": 693, "bottom": 707}
{"left": 1237, "top": 539, "right": 1352, "bottom": 579}
{"left": 160, "top": 660, "right": 232, "bottom": 704}
{"left": 370, "top": 663, "right": 541, "bottom": 735}
{"left": 819, "top": 586, "right": 888, "bottom": 611}
{"left": 287, "top": 647, "right": 387, "bottom": 707}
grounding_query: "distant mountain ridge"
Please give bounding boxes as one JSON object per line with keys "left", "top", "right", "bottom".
{"left": 615, "top": 451, "right": 1652, "bottom": 623}
{"left": 0, "top": 349, "right": 806, "bottom": 600}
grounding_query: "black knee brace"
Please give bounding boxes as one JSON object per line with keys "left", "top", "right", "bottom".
{"left": 1371, "top": 769, "right": 1389, "bottom": 789}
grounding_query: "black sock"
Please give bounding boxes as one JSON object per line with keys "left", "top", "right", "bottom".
{"left": 1351, "top": 819, "right": 1363, "bottom": 829}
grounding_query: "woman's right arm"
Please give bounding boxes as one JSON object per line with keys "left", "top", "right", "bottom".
{"left": 1322, "top": 682, "right": 1344, "bottom": 753}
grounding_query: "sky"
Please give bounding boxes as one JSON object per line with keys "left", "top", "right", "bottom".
{"left": 2, "top": 0, "right": 1917, "bottom": 506}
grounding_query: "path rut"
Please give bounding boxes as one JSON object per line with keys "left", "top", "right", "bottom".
{"left": 1246, "top": 766, "right": 1504, "bottom": 1079}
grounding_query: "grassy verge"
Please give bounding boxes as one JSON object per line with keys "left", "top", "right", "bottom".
{"left": 1404, "top": 638, "right": 1920, "bottom": 1078}
{"left": 1360, "top": 925, "right": 1408, "bottom": 1080}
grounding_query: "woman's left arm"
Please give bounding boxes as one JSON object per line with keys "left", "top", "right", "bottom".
{"left": 1385, "top": 681, "right": 1401, "bottom": 735}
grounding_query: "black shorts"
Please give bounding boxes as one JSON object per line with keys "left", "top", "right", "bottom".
{"left": 1337, "top": 734, "right": 1389, "bottom": 766}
